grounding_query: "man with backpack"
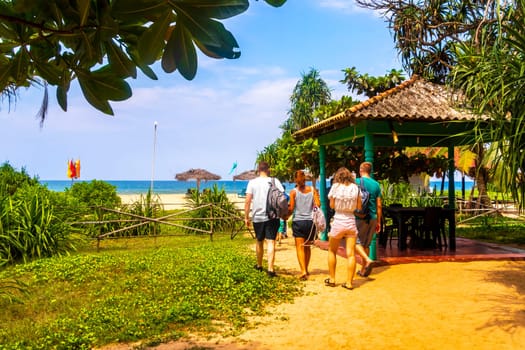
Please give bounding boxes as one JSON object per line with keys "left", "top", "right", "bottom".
{"left": 355, "top": 161, "right": 383, "bottom": 277}
{"left": 244, "top": 161, "right": 286, "bottom": 277}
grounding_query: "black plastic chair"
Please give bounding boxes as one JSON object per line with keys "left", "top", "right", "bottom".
{"left": 385, "top": 203, "right": 403, "bottom": 247}
{"left": 418, "top": 207, "right": 445, "bottom": 249}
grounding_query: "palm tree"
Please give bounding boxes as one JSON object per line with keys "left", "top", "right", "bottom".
{"left": 283, "top": 68, "right": 332, "bottom": 132}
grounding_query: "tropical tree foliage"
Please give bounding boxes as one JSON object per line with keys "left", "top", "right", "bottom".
{"left": 452, "top": 1, "right": 525, "bottom": 209}
{"left": 356, "top": 0, "right": 503, "bottom": 83}
{"left": 356, "top": 0, "right": 513, "bottom": 208}
{"left": 0, "top": 0, "right": 286, "bottom": 118}
{"left": 340, "top": 67, "right": 405, "bottom": 97}
{"left": 282, "top": 68, "right": 332, "bottom": 132}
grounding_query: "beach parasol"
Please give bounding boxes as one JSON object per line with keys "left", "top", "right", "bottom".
{"left": 233, "top": 170, "right": 258, "bottom": 181}
{"left": 175, "top": 168, "right": 221, "bottom": 192}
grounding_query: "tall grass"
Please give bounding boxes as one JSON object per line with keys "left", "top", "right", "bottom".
{"left": 0, "top": 235, "right": 302, "bottom": 349}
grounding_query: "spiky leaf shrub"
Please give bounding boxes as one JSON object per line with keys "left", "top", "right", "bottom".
{"left": 184, "top": 185, "right": 239, "bottom": 233}
{"left": 118, "top": 190, "right": 163, "bottom": 237}
{"left": 0, "top": 186, "right": 74, "bottom": 266}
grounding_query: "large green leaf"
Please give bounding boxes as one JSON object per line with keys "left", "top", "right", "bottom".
{"left": 0, "top": 63, "right": 12, "bottom": 90}
{"left": 162, "top": 28, "right": 178, "bottom": 73}
{"left": 128, "top": 49, "right": 159, "bottom": 80}
{"left": 10, "top": 50, "right": 29, "bottom": 85}
{"left": 177, "top": 13, "right": 240, "bottom": 59}
{"left": 77, "top": 0, "right": 91, "bottom": 26}
{"left": 264, "top": 0, "right": 287, "bottom": 7}
{"left": 106, "top": 41, "right": 137, "bottom": 78}
{"left": 34, "top": 60, "right": 62, "bottom": 86}
{"left": 137, "top": 11, "right": 172, "bottom": 65}
{"left": 172, "top": 0, "right": 249, "bottom": 20}
{"left": 170, "top": 24, "right": 197, "bottom": 80}
{"left": 77, "top": 69, "right": 132, "bottom": 115}
{"left": 56, "top": 72, "right": 71, "bottom": 112}
{"left": 56, "top": 85, "right": 68, "bottom": 112}
{"left": 111, "top": 0, "right": 169, "bottom": 19}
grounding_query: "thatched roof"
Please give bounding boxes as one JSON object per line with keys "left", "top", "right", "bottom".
{"left": 175, "top": 168, "right": 221, "bottom": 182}
{"left": 294, "top": 75, "right": 486, "bottom": 141}
{"left": 233, "top": 170, "right": 257, "bottom": 181}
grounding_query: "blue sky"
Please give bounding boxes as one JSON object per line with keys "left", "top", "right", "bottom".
{"left": 0, "top": 0, "right": 403, "bottom": 181}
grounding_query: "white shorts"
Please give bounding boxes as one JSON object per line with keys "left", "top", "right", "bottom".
{"left": 328, "top": 212, "right": 357, "bottom": 239}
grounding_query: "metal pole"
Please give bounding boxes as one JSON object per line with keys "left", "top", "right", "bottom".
{"left": 150, "top": 121, "right": 158, "bottom": 193}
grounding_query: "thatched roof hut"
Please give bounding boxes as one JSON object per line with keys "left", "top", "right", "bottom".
{"left": 175, "top": 168, "right": 221, "bottom": 192}
{"left": 233, "top": 170, "right": 257, "bottom": 181}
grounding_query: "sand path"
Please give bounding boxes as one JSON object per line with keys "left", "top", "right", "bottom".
{"left": 101, "top": 236, "right": 525, "bottom": 350}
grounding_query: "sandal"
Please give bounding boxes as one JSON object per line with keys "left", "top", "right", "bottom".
{"left": 364, "top": 261, "right": 374, "bottom": 277}
{"left": 324, "top": 278, "right": 335, "bottom": 287}
{"left": 299, "top": 274, "right": 308, "bottom": 281}
{"left": 341, "top": 283, "right": 354, "bottom": 290}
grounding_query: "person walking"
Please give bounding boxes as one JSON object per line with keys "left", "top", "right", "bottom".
{"left": 277, "top": 185, "right": 290, "bottom": 245}
{"left": 325, "top": 167, "right": 361, "bottom": 290}
{"left": 288, "top": 170, "right": 320, "bottom": 281}
{"left": 355, "top": 161, "right": 382, "bottom": 277}
{"left": 244, "top": 161, "right": 284, "bottom": 277}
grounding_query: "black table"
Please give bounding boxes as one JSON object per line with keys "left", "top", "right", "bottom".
{"left": 384, "top": 206, "right": 456, "bottom": 251}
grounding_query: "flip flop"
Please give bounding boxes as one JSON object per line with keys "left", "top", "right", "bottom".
{"left": 299, "top": 275, "right": 308, "bottom": 281}
{"left": 364, "top": 262, "right": 374, "bottom": 277}
{"left": 341, "top": 283, "right": 354, "bottom": 290}
{"left": 324, "top": 278, "right": 335, "bottom": 287}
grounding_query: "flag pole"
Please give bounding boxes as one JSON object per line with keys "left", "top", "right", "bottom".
{"left": 150, "top": 121, "right": 158, "bottom": 194}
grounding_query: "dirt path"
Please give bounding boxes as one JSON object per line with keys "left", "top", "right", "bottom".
{"left": 105, "top": 238, "right": 525, "bottom": 350}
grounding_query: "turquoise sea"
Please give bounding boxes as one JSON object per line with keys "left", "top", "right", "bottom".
{"left": 41, "top": 179, "right": 473, "bottom": 195}
{"left": 40, "top": 180, "right": 299, "bottom": 195}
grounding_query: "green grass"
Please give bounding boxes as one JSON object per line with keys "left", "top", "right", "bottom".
{"left": 457, "top": 215, "right": 525, "bottom": 246}
{"left": 0, "top": 234, "right": 303, "bottom": 349}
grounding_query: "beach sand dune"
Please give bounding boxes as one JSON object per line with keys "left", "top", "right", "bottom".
{"left": 103, "top": 232, "right": 525, "bottom": 350}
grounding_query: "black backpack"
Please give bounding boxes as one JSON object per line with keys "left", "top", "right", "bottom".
{"left": 266, "top": 178, "right": 289, "bottom": 220}
{"left": 354, "top": 178, "right": 371, "bottom": 220}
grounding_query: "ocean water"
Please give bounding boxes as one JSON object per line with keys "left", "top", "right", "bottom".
{"left": 41, "top": 180, "right": 298, "bottom": 195}
{"left": 429, "top": 181, "right": 474, "bottom": 192}
{"left": 41, "top": 179, "right": 474, "bottom": 195}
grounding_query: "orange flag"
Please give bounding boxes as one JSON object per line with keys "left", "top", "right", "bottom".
{"left": 75, "top": 159, "right": 81, "bottom": 179}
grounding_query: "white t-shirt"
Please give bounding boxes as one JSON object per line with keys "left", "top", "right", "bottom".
{"left": 246, "top": 176, "right": 285, "bottom": 223}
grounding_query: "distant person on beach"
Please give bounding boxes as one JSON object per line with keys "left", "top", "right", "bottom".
{"left": 244, "top": 161, "right": 285, "bottom": 277}
{"left": 355, "top": 161, "right": 381, "bottom": 277}
{"left": 277, "top": 185, "right": 290, "bottom": 245}
{"left": 325, "top": 167, "right": 364, "bottom": 290}
{"left": 288, "top": 170, "right": 320, "bottom": 280}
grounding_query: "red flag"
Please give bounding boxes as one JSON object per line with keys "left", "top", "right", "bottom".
{"left": 68, "top": 159, "right": 76, "bottom": 179}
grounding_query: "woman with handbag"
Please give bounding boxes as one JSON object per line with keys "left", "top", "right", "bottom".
{"left": 288, "top": 170, "right": 320, "bottom": 281}
{"left": 324, "top": 167, "right": 363, "bottom": 290}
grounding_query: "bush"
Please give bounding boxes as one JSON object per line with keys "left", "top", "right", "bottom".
{"left": 0, "top": 185, "right": 74, "bottom": 266}
{"left": 118, "top": 190, "right": 163, "bottom": 237}
{"left": 184, "top": 185, "right": 239, "bottom": 233}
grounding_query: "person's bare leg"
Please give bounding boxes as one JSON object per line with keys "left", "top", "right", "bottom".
{"left": 267, "top": 239, "right": 276, "bottom": 272}
{"left": 327, "top": 237, "right": 340, "bottom": 283}
{"left": 356, "top": 243, "right": 372, "bottom": 274}
{"left": 345, "top": 236, "right": 357, "bottom": 288}
{"left": 295, "top": 237, "right": 307, "bottom": 277}
{"left": 304, "top": 244, "right": 312, "bottom": 275}
{"left": 256, "top": 240, "right": 264, "bottom": 268}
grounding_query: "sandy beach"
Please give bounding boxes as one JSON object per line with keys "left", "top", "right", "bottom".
{"left": 119, "top": 193, "right": 246, "bottom": 210}
{"left": 102, "top": 218, "right": 525, "bottom": 350}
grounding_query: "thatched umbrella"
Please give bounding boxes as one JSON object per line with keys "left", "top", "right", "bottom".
{"left": 233, "top": 170, "right": 258, "bottom": 181}
{"left": 175, "top": 168, "right": 221, "bottom": 192}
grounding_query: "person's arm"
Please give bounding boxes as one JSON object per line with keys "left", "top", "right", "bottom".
{"left": 244, "top": 193, "right": 253, "bottom": 227}
{"left": 375, "top": 196, "right": 382, "bottom": 233}
{"left": 313, "top": 187, "right": 321, "bottom": 207}
{"left": 288, "top": 189, "right": 296, "bottom": 214}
